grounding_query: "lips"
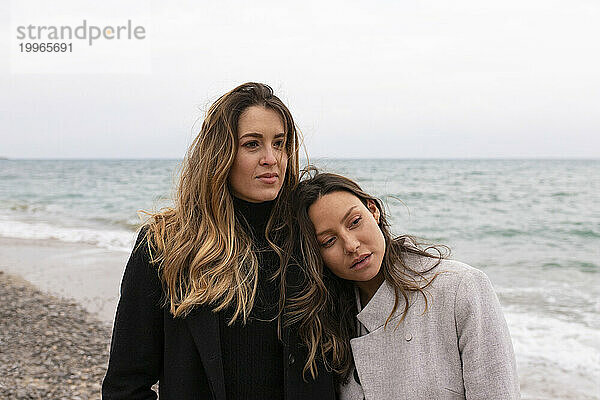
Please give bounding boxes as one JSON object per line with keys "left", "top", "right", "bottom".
{"left": 257, "top": 173, "right": 278, "bottom": 179}
{"left": 350, "top": 253, "right": 372, "bottom": 269}
{"left": 256, "top": 172, "right": 279, "bottom": 184}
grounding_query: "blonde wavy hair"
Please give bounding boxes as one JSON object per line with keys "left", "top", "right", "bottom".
{"left": 141, "top": 82, "right": 300, "bottom": 324}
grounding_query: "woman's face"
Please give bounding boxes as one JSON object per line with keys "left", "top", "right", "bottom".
{"left": 308, "top": 190, "right": 386, "bottom": 284}
{"left": 229, "top": 105, "right": 288, "bottom": 203}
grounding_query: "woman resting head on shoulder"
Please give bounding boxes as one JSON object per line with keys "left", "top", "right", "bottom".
{"left": 288, "top": 168, "right": 520, "bottom": 400}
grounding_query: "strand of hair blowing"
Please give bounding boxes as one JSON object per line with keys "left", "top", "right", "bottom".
{"left": 140, "top": 82, "right": 300, "bottom": 325}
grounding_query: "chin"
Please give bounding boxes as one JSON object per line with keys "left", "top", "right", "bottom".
{"left": 362, "top": 263, "right": 383, "bottom": 282}
{"left": 249, "top": 188, "right": 281, "bottom": 202}
{"left": 260, "top": 188, "right": 280, "bottom": 200}
{"left": 259, "top": 194, "right": 278, "bottom": 202}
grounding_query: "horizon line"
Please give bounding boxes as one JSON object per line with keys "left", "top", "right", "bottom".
{"left": 1, "top": 156, "right": 599, "bottom": 161}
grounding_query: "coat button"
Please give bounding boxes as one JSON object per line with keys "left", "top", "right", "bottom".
{"left": 288, "top": 353, "right": 295, "bottom": 366}
{"left": 405, "top": 333, "right": 412, "bottom": 341}
{"left": 353, "top": 368, "right": 361, "bottom": 385}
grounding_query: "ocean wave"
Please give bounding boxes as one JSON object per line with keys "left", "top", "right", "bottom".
{"left": 505, "top": 310, "right": 600, "bottom": 387}
{"left": 540, "top": 261, "right": 599, "bottom": 271}
{"left": 88, "top": 216, "right": 145, "bottom": 231}
{"left": 5, "top": 201, "right": 71, "bottom": 215}
{"left": 551, "top": 191, "right": 576, "bottom": 197}
{"left": 7, "top": 202, "right": 47, "bottom": 213}
{"left": 0, "top": 218, "right": 135, "bottom": 252}
{"left": 566, "top": 229, "right": 600, "bottom": 238}
{"left": 478, "top": 227, "right": 523, "bottom": 238}
{"left": 2, "top": 200, "right": 145, "bottom": 232}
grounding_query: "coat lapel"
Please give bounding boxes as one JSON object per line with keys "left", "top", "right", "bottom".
{"left": 356, "top": 252, "right": 438, "bottom": 332}
{"left": 350, "top": 281, "right": 404, "bottom": 400}
{"left": 355, "top": 280, "right": 401, "bottom": 332}
{"left": 349, "top": 255, "right": 436, "bottom": 400}
{"left": 186, "top": 306, "right": 226, "bottom": 400}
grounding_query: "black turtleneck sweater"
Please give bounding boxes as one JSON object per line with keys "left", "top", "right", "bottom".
{"left": 218, "top": 197, "right": 284, "bottom": 400}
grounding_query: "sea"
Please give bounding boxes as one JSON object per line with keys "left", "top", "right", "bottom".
{"left": 1, "top": 158, "right": 598, "bottom": 399}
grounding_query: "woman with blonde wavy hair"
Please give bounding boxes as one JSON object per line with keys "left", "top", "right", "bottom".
{"left": 288, "top": 168, "right": 520, "bottom": 399}
{"left": 102, "top": 83, "right": 336, "bottom": 399}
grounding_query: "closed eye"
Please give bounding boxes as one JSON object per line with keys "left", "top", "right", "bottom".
{"left": 320, "top": 237, "right": 336, "bottom": 248}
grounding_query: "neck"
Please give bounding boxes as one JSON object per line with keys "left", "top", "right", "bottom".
{"left": 232, "top": 196, "right": 275, "bottom": 240}
{"left": 356, "top": 271, "right": 385, "bottom": 308}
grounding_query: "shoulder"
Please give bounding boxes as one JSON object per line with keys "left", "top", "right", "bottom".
{"left": 133, "top": 225, "right": 152, "bottom": 254}
{"left": 121, "top": 226, "right": 162, "bottom": 296}
{"left": 434, "top": 259, "right": 495, "bottom": 296}
{"left": 435, "top": 259, "right": 491, "bottom": 286}
{"left": 426, "top": 259, "right": 503, "bottom": 325}
{"left": 401, "top": 253, "right": 497, "bottom": 306}
{"left": 401, "top": 251, "right": 489, "bottom": 287}
{"left": 402, "top": 249, "right": 476, "bottom": 273}
{"left": 129, "top": 225, "right": 163, "bottom": 267}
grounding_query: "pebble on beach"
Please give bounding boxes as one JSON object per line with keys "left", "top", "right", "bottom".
{"left": 0, "top": 270, "right": 114, "bottom": 399}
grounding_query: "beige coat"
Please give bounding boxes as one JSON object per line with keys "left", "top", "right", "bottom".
{"left": 339, "top": 255, "right": 520, "bottom": 400}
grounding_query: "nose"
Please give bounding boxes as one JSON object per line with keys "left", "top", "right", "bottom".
{"left": 260, "top": 146, "right": 277, "bottom": 166}
{"left": 343, "top": 235, "right": 360, "bottom": 255}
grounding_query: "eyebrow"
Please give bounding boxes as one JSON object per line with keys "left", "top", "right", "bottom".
{"left": 239, "top": 132, "right": 286, "bottom": 140}
{"left": 315, "top": 205, "right": 359, "bottom": 237}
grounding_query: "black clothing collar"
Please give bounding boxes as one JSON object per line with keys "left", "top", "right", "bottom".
{"left": 232, "top": 196, "right": 275, "bottom": 240}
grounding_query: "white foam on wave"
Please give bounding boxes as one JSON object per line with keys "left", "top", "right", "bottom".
{"left": 507, "top": 310, "right": 600, "bottom": 371}
{"left": 0, "top": 216, "right": 134, "bottom": 252}
{"left": 505, "top": 309, "right": 600, "bottom": 398}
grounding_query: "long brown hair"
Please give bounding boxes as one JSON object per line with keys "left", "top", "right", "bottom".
{"left": 286, "top": 167, "right": 447, "bottom": 381}
{"left": 141, "top": 82, "right": 300, "bottom": 324}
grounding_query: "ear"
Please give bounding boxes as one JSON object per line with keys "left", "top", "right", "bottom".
{"left": 366, "top": 199, "right": 380, "bottom": 224}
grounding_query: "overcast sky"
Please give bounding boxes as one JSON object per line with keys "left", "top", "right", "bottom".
{"left": 1, "top": 0, "right": 599, "bottom": 159}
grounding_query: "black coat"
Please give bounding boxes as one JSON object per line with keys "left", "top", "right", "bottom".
{"left": 102, "top": 230, "right": 336, "bottom": 400}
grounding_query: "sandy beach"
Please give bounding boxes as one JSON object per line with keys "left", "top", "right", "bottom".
{"left": 0, "top": 270, "right": 112, "bottom": 399}
{"left": 0, "top": 237, "right": 130, "bottom": 399}
{"left": 0, "top": 237, "right": 129, "bottom": 323}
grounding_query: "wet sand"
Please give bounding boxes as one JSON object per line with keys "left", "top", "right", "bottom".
{"left": 0, "top": 237, "right": 129, "bottom": 323}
